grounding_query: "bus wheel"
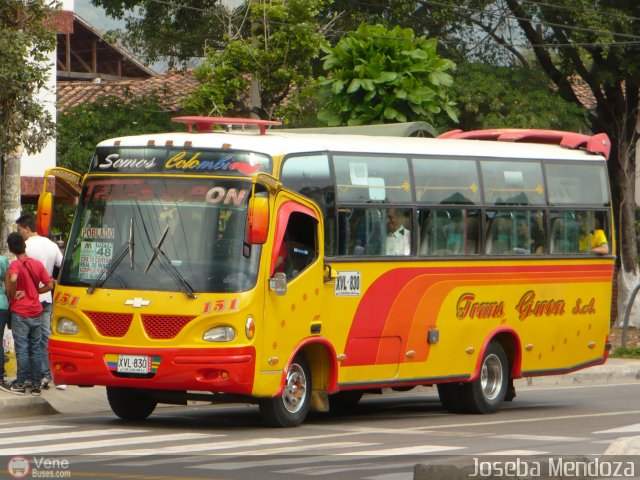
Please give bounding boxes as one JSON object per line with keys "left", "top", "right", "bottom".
{"left": 464, "top": 342, "right": 509, "bottom": 414}
{"left": 259, "top": 355, "right": 311, "bottom": 427}
{"left": 329, "top": 391, "right": 363, "bottom": 415}
{"left": 106, "top": 386, "right": 157, "bottom": 420}
{"left": 437, "top": 383, "right": 465, "bottom": 413}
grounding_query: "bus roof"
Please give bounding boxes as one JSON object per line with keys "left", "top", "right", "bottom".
{"left": 97, "top": 129, "right": 608, "bottom": 162}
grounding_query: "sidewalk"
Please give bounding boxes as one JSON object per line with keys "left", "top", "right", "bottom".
{"left": 0, "top": 384, "right": 110, "bottom": 417}
{"left": 0, "top": 358, "right": 638, "bottom": 419}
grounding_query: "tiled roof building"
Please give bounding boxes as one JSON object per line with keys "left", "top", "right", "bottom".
{"left": 57, "top": 69, "right": 199, "bottom": 113}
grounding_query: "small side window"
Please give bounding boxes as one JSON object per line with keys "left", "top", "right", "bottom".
{"left": 274, "top": 212, "right": 318, "bottom": 281}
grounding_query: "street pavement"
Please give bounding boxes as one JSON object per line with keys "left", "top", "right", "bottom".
{"left": 0, "top": 358, "right": 639, "bottom": 478}
{"left": 0, "top": 358, "right": 638, "bottom": 418}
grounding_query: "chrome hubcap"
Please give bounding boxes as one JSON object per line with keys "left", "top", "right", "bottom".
{"left": 282, "top": 363, "right": 307, "bottom": 414}
{"left": 480, "top": 353, "right": 503, "bottom": 401}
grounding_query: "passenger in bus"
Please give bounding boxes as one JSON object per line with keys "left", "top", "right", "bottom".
{"left": 577, "top": 212, "right": 608, "bottom": 255}
{"left": 486, "top": 214, "right": 512, "bottom": 254}
{"left": 385, "top": 209, "right": 410, "bottom": 255}
{"left": 514, "top": 220, "right": 532, "bottom": 254}
{"left": 445, "top": 217, "right": 463, "bottom": 254}
{"left": 531, "top": 214, "right": 545, "bottom": 254}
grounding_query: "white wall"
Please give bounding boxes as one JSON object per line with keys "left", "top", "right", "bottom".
{"left": 20, "top": 0, "right": 74, "bottom": 177}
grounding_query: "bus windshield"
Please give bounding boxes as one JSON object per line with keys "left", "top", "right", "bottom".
{"left": 60, "top": 176, "right": 261, "bottom": 293}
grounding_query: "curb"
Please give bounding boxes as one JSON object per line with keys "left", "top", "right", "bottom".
{"left": 604, "top": 436, "right": 640, "bottom": 455}
{"left": 515, "top": 364, "right": 640, "bottom": 388}
{"left": 0, "top": 395, "right": 58, "bottom": 417}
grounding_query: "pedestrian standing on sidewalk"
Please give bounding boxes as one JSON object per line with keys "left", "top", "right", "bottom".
{"left": 1, "top": 233, "right": 53, "bottom": 396}
{"left": 16, "top": 215, "right": 64, "bottom": 391}
{"left": 0, "top": 254, "right": 9, "bottom": 382}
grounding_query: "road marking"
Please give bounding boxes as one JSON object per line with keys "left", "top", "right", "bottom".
{"left": 0, "top": 428, "right": 141, "bottom": 446}
{"left": 97, "top": 437, "right": 309, "bottom": 456}
{"left": 492, "top": 434, "right": 589, "bottom": 442}
{"left": 594, "top": 423, "right": 640, "bottom": 434}
{"left": 336, "top": 445, "right": 465, "bottom": 456}
{"left": 234, "top": 441, "right": 376, "bottom": 456}
{"left": 190, "top": 445, "right": 462, "bottom": 471}
{"left": 404, "top": 409, "right": 640, "bottom": 431}
{"left": 192, "top": 455, "right": 341, "bottom": 471}
{"left": 364, "top": 473, "right": 413, "bottom": 480}
{"left": 480, "top": 449, "right": 549, "bottom": 455}
{"left": 0, "top": 425, "right": 73, "bottom": 435}
{"left": 110, "top": 442, "right": 376, "bottom": 467}
{"left": 278, "top": 461, "right": 416, "bottom": 476}
{"left": 0, "top": 432, "right": 216, "bottom": 455}
{"left": 96, "top": 431, "right": 389, "bottom": 457}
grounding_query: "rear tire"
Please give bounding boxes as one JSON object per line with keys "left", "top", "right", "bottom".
{"left": 259, "top": 355, "right": 311, "bottom": 427}
{"left": 106, "top": 386, "right": 157, "bottom": 420}
{"left": 466, "top": 342, "right": 508, "bottom": 413}
{"left": 438, "top": 342, "right": 509, "bottom": 414}
{"left": 437, "top": 383, "right": 465, "bottom": 413}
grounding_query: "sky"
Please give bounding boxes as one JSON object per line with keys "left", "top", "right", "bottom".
{"left": 74, "top": 0, "right": 125, "bottom": 33}
{"left": 74, "top": 0, "right": 168, "bottom": 73}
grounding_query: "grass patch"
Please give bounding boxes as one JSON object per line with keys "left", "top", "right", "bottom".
{"left": 611, "top": 347, "right": 640, "bottom": 359}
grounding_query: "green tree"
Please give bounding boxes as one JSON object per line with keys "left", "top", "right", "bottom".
{"left": 414, "top": 1, "right": 640, "bottom": 326}
{"left": 434, "top": 62, "right": 587, "bottom": 133}
{"left": 55, "top": 95, "right": 180, "bottom": 236}
{"left": 184, "top": 0, "right": 329, "bottom": 122}
{"left": 0, "top": 0, "right": 57, "bottom": 252}
{"left": 316, "top": 23, "right": 457, "bottom": 126}
{"left": 91, "top": 0, "right": 226, "bottom": 67}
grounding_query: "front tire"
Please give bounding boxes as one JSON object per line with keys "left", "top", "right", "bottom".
{"left": 329, "top": 391, "right": 363, "bottom": 415}
{"left": 259, "top": 355, "right": 311, "bottom": 427}
{"left": 107, "top": 386, "right": 157, "bottom": 420}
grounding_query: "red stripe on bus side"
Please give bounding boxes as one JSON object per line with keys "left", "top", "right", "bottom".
{"left": 342, "top": 263, "right": 613, "bottom": 367}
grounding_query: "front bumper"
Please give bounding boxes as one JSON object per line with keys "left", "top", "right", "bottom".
{"left": 48, "top": 339, "right": 256, "bottom": 394}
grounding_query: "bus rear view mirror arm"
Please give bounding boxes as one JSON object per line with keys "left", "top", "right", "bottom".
{"left": 323, "top": 264, "right": 337, "bottom": 283}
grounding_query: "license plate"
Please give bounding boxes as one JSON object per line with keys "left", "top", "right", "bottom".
{"left": 117, "top": 354, "right": 151, "bottom": 374}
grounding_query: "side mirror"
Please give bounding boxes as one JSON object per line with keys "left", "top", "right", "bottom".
{"left": 36, "top": 191, "right": 53, "bottom": 237}
{"left": 246, "top": 196, "right": 269, "bottom": 244}
{"left": 269, "top": 272, "right": 287, "bottom": 296}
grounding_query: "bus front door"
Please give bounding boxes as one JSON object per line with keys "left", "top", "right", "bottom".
{"left": 262, "top": 195, "right": 324, "bottom": 375}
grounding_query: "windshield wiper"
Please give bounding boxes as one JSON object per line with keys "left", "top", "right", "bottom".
{"left": 144, "top": 225, "right": 169, "bottom": 274}
{"left": 144, "top": 225, "right": 197, "bottom": 299}
{"left": 87, "top": 218, "right": 134, "bottom": 294}
{"left": 128, "top": 217, "right": 135, "bottom": 269}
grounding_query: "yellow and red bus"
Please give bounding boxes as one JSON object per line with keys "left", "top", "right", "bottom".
{"left": 39, "top": 118, "right": 614, "bottom": 427}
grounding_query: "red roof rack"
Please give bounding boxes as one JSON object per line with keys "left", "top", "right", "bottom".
{"left": 172, "top": 116, "right": 282, "bottom": 135}
{"left": 438, "top": 128, "right": 610, "bottom": 160}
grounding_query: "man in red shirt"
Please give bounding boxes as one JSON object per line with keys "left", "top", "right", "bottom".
{"left": 1, "top": 233, "right": 53, "bottom": 396}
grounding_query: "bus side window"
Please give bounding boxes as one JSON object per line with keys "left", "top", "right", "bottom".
{"left": 353, "top": 209, "right": 384, "bottom": 255}
{"left": 463, "top": 211, "right": 480, "bottom": 254}
{"left": 384, "top": 208, "right": 412, "bottom": 256}
{"left": 486, "top": 211, "right": 513, "bottom": 255}
{"left": 419, "top": 209, "right": 479, "bottom": 256}
{"left": 281, "top": 154, "right": 336, "bottom": 256}
{"left": 550, "top": 212, "right": 579, "bottom": 254}
{"left": 281, "top": 212, "right": 318, "bottom": 280}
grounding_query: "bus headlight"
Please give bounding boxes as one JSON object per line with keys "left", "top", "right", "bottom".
{"left": 56, "top": 317, "right": 79, "bottom": 335}
{"left": 245, "top": 316, "right": 255, "bottom": 340}
{"left": 203, "top": 326, "right": 236, "bottom": 342}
